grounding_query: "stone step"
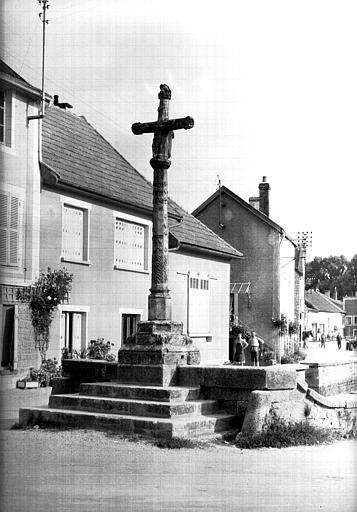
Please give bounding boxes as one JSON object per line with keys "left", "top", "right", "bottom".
{"left": 18, "top": 406, "right": 238, "bottom": 439}
{"left": 49, "top": 393, "right": 217, "bottom": 418}
{"left": 79, "top": 382, "right": 201, "bottom": 402}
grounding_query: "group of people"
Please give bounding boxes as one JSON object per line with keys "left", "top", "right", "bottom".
{"left": 233, "top": 331, "right": 263, "bottom": 367}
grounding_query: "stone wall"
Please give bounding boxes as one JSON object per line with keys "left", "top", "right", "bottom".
{"left": 16, "top": 304, "right": 41, "bottom": 376}
{"left": 304, "top": 361, "right": 357, "bottom": 396}
{"left": 242, "top": 385, "right": 357, "bottom": 434}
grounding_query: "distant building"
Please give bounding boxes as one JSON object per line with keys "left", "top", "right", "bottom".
{"left": 305, "top": 289, "right": 345, "bottom": 340}
{"left": 192, "top": 178, "right": 305, "bottom": 360}
{"left": 343, "top": 295, "right": 357, "bottom": 339}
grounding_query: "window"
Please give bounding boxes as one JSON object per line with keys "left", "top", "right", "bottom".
{"left": 0, "top": 192, "right": 22, "bottom": 266}
{"left": 353, "top": 316, "right": 357, "bottom": 325}
{"left": 0, "top": 91, "right": 4, "bottom": 143}
{"left": 119, "top": 308, "right": 143, "bottom": 346}
{"left": 188, "top": 273, "right": 210, "bottom": 336}
{"left": 0, "top": 90, "right": 12, "bottom": 147}
{"left": 114, "top": 212, "right": 150, "bottom": 272}
{"left": 60, "top": 307, "right": 89, "bottom": 355}
{"left": 61, "top": 198, "right": 90, "bottom": 264}
{"left": 346, "top": 316, "right": 352, "bottom": 326}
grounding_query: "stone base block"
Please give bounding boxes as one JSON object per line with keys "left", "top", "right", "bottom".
{"left": 117, "top": 364, "right": 179, "bottom": 387}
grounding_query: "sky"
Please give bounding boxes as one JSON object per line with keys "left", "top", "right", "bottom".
{"left": 1, "top": 0, "right": 356, "bottom": 261}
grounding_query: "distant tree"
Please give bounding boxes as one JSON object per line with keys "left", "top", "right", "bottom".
{"left": 305, "top": 254, "right": 357, "bottom": 299}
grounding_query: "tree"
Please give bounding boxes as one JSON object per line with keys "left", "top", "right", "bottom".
{"left": 305, "top": 254, "right": 357, "bottom": 299}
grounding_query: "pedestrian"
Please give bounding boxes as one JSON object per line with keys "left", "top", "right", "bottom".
{"left": 320, "top": 333, "right": 326, "bottom": 348}
{"left": 249, "top": 331, "right": 260, "bottom": 366}
{"left": 336, "top": 333, "right": 342, "bottom": 350}
{"left": 233, "top": 333, "right": 248, "bottom": 366}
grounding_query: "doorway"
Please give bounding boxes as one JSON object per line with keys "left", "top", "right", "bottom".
{"left": 1, "top": 305, "right": 15, "bottom": 369}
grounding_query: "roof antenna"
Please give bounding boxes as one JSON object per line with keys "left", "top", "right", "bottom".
{"left": 217, "top": 175, "right": 224, "bottom": 228}
{"left": 28, "top": 0, "right": 50, "bottom": 121}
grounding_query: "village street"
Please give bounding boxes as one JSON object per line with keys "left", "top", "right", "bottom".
{"left": 1, "top": 343, "right": 356, "bottom": 512}
{"left": 0, "top": 425, "right": 356, "bottom": 512}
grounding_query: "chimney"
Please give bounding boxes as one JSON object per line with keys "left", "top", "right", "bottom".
{"left": 333, "top": 287, "right": 338, "bottom": 300}
{"left": 324, "top": 290, "right": 331, "bottom": 298}
{"left": 259, "top": 176, "right": 270, "bottom": 216}
{"left": 53, "top": 94, "right": 73, "bottom": 110}
{"left": 249, "top": 196, "right": 260, "bottom": 210}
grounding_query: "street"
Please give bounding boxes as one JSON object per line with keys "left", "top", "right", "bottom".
{"left": 0, "top": 427, "right": 356, "bottom": 512}
{"left": 0, "top": 345, "right": 356, "bottom": 512}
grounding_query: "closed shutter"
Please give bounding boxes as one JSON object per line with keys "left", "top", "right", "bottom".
{"left": 9, "top": 196, "right": 19, "bottom": 264}
{"left": 63, "top": 205, "right": 83, "bottom": 260}
{"left": 0, "top": 193, "right": 8, "bottom": 264}
{"left": 115, "top": 219, "right": 145, "bottom": 270}
{"left": 0, "top": 192, "right": 20, "bottom": 265}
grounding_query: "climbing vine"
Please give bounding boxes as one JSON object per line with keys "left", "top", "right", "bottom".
{"left": 19, "top": 268, "right": 73, "bottom": 360}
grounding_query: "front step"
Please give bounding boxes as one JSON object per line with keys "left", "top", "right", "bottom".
{"left": 19, "top": 381, "right": 239, "bottom": 439}
{"left": 79, "top": 382, "right": 201, "bottom": 402}
{"left": 18, "top": 406, "right": 238, "bottom": 439}
{"left": 49, "top": 393, "right": 217, "bottom": 418}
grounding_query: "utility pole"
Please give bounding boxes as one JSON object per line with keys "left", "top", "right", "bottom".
{"left": 39, "top": 0, "right": 50, "bottom": 116}
{"left": 27, "top": 0, "right": 50, "bottom": 121}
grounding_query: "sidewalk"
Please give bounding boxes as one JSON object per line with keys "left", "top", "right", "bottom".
{"left": 0, "top": 386, "right": 52, "bottom": 430}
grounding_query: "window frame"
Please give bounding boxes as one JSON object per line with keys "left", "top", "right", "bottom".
{"left": 119, "top": 308, "right": 144, "bottom": 346}
{"left": 60, "top": 196, "right": 91, "bottom": 265}
{"left": 0, "top": 189, "right": 23, "bottom": 268}
{"left": 113, "top": 211, "right": 151, "bottom": 274}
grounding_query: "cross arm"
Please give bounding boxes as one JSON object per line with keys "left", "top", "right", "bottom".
{"left": 132, "top": 116, "right": 194, "bottom": 135}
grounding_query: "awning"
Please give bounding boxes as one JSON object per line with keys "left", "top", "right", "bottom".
{"left": 230, "top": 282, "right": 251, "bottom": 294}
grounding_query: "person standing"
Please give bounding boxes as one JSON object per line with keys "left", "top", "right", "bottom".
{"left": 320, "top": 333, "right": 326, "bottom": 348}
{"left": 249, "top": 331, "right": 260, "bottom": 366}
{"left": 233, "top": 333, "right": 248, "bottom": 366}
{"left": 336, "top": 332, "right": 342, "bottom": 350}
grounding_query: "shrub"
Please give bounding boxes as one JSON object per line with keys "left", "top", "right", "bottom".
{"left": 281, "top": 349, "right": 306, "bottom": 364}
{"left": 235, "top": 413, "right": 333, "bottom": 449}
{"left": 86, "top": 338, "right": 116, "bottom": 361}
{"left": 29, "top": 358, "right": 62, "bottom": 386}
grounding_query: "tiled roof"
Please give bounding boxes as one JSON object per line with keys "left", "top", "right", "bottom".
{"left": 42, "top": 106, "right": 241, "bottom": 259}
{"left": 305, "top": 290, "right": 345, "bottom": 314}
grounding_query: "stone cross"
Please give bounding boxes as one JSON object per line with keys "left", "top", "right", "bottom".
{"left": 132, "top": 84, "right": 194, "bottom": 321}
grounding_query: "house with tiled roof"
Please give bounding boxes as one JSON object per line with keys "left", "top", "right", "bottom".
{"left": 304, "top": 289, "right": 345, "bottom": 341}
{"left": 193, "top": 180, "right": 305, "bottom": 361}
{"left": 1, "top": 60, "right": 242, "bottom": 384}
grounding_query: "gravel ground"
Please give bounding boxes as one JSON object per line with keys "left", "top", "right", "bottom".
{"left": 1, "top": 427, "right": 356, "bottom": 512}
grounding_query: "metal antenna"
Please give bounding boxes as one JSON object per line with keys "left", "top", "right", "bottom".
{"left": 28, "top": 0, "right": 50, "bottom": 121}
{"left": 39, "top": 0, "right": 50, "bottom": 116}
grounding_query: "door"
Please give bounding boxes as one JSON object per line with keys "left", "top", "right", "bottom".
{"left": 1, "top": 305, "right": 14, "bottom": 369}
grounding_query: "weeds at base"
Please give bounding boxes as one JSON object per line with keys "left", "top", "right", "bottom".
{"left": 234, "top": 414, "right": 357, "bottom": 449}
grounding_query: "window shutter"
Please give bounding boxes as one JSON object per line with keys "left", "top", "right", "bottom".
{"left": 63, "top": 205, "right": 83, "bottom": 260}
{"left": 0, "top": 193, "right": 20, "bottom": 265}
{"left": 115, "top": 219, "right": 145, "bottom": 270}
{"left": 0, "top": 193, "right": 8, "bottom": 264}
{"left": 9, "top": 196, "right": 19, "bottom": 264}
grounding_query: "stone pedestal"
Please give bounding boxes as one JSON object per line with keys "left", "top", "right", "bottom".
{"left": 117, "top": 321, "right": 200, "bottom": 386}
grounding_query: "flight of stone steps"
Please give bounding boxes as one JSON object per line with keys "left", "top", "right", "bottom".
{"left": 19, "top": 381, "right": 239, "bottom": 439}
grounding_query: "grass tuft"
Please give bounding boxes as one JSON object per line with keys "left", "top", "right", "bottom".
{"left": 235, "top": 414, "right": 337, "bottom": 449}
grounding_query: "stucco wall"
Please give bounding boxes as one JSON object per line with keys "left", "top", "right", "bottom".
{"left": 41, "top": 189, "right": 231, "bottom": 363}
{"left": 0, "top": 89, "right": 40, "bottom": 285}
{"left": 169, "top": 251, "right": 231, "bottom": 363}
